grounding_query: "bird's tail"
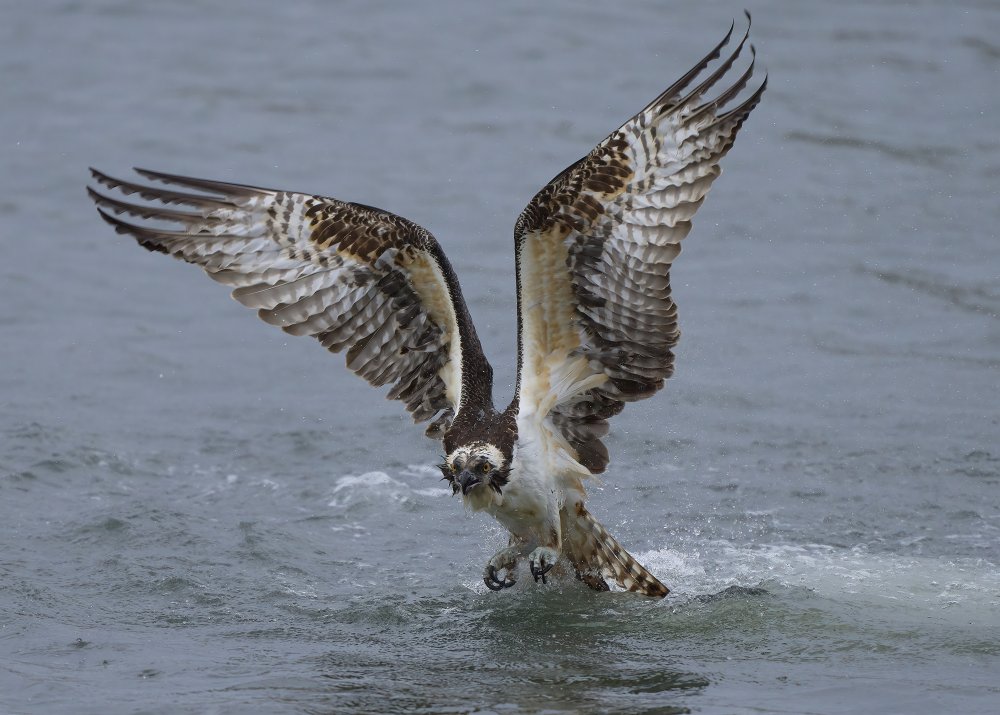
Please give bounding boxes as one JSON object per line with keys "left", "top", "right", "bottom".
{"left": 566, "top": 504, "right": 669, "bottom": 598}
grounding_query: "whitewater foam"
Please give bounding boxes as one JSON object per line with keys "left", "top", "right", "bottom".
{"left": 639, "top": 541, "right": 1000, "bottom": 618}
{"left": 327, "top": 468, "right": 451, "bottom": 508}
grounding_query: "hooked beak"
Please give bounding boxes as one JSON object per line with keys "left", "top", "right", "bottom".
{"left": 458, "top": 470, "right": 482, "bottom": 495}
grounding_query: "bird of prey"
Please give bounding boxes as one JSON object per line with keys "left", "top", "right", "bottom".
{"left": 87, "top": 17, "right": 764, "bottom": 598}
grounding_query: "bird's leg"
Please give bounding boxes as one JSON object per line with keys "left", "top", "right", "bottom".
{"left": 483, "top": 537, "right": 522, "bottom": 591}
{"left": 528, "top": 546, "right": 559, "bottom": 584}
{"left": 528, "top": 522, "right": 562, "bottom": 585}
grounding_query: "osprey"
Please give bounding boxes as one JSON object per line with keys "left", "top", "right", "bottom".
{"left": 87, "top": 18, "right": 764, "bottom": 598}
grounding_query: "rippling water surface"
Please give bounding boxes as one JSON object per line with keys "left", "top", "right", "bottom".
{"left": 2, "top": 1, "right": 999, "bottom": 713}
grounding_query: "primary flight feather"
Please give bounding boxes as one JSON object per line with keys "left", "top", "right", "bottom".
{"left": 88, "top": 16, "right": 765, "bottom": 597}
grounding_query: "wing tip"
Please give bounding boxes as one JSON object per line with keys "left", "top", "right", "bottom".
{"left": 93, "top": 206, "right": 170, "bottom": 255}
{"left": 88, "top": 166, "right": 121, "bottom": 190}
{"left": 94, "top": 205, "right": 146, "bottom": 239}
{"left": 131, "top": 166, "right": 273, "bottom": 197}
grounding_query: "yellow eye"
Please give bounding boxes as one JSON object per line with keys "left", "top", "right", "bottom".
{"left": 480, "top": 463, "right": 491, "bottom": 474}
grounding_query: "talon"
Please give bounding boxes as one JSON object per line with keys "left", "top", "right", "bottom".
{"left": 484, "top": 564, "right": 516, "bottom": 591}
{"left": 483, "top": 545, "right": 521, "bottom": 592}
{"left": 528, "top": 546, "right": 558, "bottom": 585}
{"left": 530, "top": 561, "right": 554, "bottom": 583}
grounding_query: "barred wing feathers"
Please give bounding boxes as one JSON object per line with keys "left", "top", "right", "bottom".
{"left": 88, "top": 168, "right": 488, "bottom": 438}
{"left": 512, "top": 18, "right": 766, "bottom": 473}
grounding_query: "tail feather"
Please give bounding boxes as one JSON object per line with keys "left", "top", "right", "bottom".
{"left": 569, "top": 505, "right": 669, "bottom": 598}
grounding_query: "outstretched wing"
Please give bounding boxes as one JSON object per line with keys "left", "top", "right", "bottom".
{"left": 512, "top": 17, "right": 766, "bottom": 473}
{"left": 88, "top": 168, "right": 490, "bottom": 438}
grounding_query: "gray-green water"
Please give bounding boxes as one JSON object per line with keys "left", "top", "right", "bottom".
{"left": 2, "top": 1, "right": 999, "bottom": 713}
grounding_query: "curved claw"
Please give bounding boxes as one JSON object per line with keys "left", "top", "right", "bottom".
{"left": 484, "top": 564, "right": 516, "bottom": 591}
{"left": 530, "top": 560, "right": 555, "bottom": 584}
{"left": 528, "top": 546, "right": 559, "bottom": 585}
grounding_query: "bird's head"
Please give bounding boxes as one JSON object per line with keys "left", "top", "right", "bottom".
{"left": 438, "top": 442, "right": 511, "bottom": 511}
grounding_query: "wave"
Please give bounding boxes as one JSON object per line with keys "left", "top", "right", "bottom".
{"left": 327, "top": 466, "right": 451, "bottom": 508}
{"left": 639, "top": 541, "right": 1000, "bottom": 618}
